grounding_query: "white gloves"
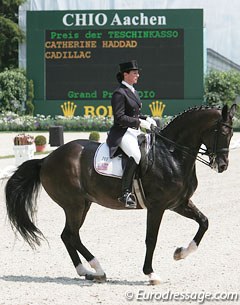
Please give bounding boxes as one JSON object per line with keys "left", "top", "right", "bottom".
{"left": 146, "top": 117, "right": 157, "bottom": 127}
{"left": 139, "top": 119, "right": 152, "bottom": 130}
{"left": 140, "top": 117, "right": 157, "bottom": 130}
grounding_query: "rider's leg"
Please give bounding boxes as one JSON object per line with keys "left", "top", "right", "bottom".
{"left": 118, "top": 156, "right": 138, "bottom": 208}
{"left": 118, "top": 128, "right": 141, "bottom": 208}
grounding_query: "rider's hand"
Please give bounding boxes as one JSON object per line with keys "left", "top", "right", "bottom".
{"left": 139, "top": 119, "right": 152, "bottom": 130}
{"left": 146, "top": 117, "right": 157, "bottom": 127}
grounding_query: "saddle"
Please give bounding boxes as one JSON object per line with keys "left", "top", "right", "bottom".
{"left": 94, "top": 133, "right": 154, "bottom": 209}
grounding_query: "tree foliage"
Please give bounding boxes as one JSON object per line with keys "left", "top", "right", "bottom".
{"left": 0, "top": 0, "right": 26, "bottom": 71}
{"left": 26, "top": 79, "right": 35, "bottom": 115}
{"left": 204, "top": 70, "right": 240, "bottom": 107}
{"left": 0, "top": 68, "right": 27, "bottom": 114}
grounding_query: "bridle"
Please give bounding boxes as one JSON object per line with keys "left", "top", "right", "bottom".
{"left": 151, "top": 119, "right": 233, "bottom": 168}
{"left": 200, "top": 120, "right": 233, "bottom": 166}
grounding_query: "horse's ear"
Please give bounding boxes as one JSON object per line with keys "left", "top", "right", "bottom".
{"left": 221, "top": 104, "right": 228, "bottom": 121}
{"left": 229, "top": 103, "right": 237, "bottom": 119}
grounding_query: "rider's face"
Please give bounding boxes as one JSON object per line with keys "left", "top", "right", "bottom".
{"left": 124, "top": 70, "right": 139, "bottom": 85}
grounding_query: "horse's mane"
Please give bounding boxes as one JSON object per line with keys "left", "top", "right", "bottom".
{"left": 161, "top": 105, "right": 221, "bottom": 131}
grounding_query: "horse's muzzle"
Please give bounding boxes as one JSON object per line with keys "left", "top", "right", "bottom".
{"left": 217, "top": 162, "right": 228, "bottom": 173}
{"left": 211, "top": 157, "right": 229, "bottom": 173}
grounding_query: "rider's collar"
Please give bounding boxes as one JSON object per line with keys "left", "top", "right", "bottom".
{"left": 122, "top": 81, "right": 135, "bottom": 93}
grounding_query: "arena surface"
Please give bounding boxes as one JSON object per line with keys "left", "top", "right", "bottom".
{"left": 0, "top": 132, "right": 240, "bottom": 305}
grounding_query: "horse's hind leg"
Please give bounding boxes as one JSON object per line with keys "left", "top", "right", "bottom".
{"left": 172, "top": 199, "right": 209, "bottom": 260}
{"left": 61, "top": 200, "right": 106, "bottom": 282}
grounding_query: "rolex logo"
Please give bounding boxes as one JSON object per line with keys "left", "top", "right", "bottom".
{"left": 149, "top": 101, "right": 166, "bottom": 117}
{"left": 61, "top": 101, "right": 77, "bottom": 118}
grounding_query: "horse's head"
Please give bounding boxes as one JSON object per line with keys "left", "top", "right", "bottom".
{"left": 201, "top": 104, "right": 237, "bottom": 173}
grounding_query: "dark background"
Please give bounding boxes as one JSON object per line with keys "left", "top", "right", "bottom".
{"left": 45, "top": 29, "right": 184, "bottom": 100}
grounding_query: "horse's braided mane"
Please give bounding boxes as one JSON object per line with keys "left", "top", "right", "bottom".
{"left": 160, "top": 105, "right": 221, "bottom": 131}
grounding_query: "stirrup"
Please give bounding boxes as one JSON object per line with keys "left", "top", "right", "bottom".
{"left": 118, "top": 192, "right": 137, "bottom": 209}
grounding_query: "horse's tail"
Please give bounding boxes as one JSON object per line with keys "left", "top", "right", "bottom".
{"left": 5, "top": 158, "right": 45, "bottom": 248}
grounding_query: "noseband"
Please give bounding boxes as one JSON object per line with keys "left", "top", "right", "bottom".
{"left": 200, "top": 120, "right": 233, "bottom": 163}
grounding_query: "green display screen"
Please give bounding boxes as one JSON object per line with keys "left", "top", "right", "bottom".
{"left": 45, "top": 29, "right": 184, "bottom": 100}
{"left": 27, "top": 9, "right": 203, "bottom": 116}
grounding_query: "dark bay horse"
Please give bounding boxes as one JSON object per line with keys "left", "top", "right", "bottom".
{"left": 5, "top": 104, "right": 236, "bottom": 285}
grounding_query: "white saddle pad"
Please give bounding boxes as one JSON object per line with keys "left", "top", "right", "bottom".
{"left": 94, "top": 143, "right": 123, "bottom": 178}
{"left": 94, "top": 135, "right": 152, "bottom": 179}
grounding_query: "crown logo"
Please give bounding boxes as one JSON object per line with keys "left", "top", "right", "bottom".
{"left": 61, "top": 101, "right": 77, "bottom": 118}
{"left": 149, "top": 101, "right": 166, "bottom": 117}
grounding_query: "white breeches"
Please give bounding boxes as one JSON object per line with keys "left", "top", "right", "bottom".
{"left": 119, "top": 128, "right": 142, "bottom": 164}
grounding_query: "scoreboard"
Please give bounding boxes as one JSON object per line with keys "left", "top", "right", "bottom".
{"left": 27, "top": 9, "right": 203, "bottom": 116}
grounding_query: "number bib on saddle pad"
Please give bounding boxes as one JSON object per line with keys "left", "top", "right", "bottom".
{"left": 94, "top": 143, "right": 123, "bottom": 178}
{"left": 94, "top": 134, "right": 152, "bottom": 179}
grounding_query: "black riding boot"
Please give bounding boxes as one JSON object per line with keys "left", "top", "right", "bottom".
{"left": 118, "top": 157, "right": 138, "bottom": 208}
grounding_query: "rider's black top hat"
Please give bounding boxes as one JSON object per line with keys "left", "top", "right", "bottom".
{"left": 119, "top": 60, "right": 141, "bottom": 73}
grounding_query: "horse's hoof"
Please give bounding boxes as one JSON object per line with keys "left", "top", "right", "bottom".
{"left": 148, "top": 273, "right": 161, "bottom": 285}
{"left": 149, "top": 278, "right": 161, "bottom": 285}
{"left": 173, "top": 247, "right": 183, "bottom": 260}
{"left": 85, "top": 273, "right": 107, "bottom": 283}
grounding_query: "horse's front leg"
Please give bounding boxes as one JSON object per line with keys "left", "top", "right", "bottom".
{"left": 143, "top": 207, "right": 165, "bottom": 285}
{"left": 172, "top": 199, "right": 209, "bottom": 260}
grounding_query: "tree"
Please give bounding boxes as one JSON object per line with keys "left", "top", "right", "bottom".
{"left": 0, "top": 0, "right": 26, "bottom": 71}
{"left": 204, "top": 70, "right": 240, "bottom": 107}
{"left": 0, "top": 68, "right": 26, "bottom": 114}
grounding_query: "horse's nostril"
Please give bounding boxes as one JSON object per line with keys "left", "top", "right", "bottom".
{"left": 219, "top": 164, "right": 227, "bottom": 173}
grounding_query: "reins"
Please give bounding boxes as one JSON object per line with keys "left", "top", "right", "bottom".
{"left": 151, "top": 126, "right": 211, "bottom": 167}
{"left": 151, "top": 120, "right": 232, "bottom": 168}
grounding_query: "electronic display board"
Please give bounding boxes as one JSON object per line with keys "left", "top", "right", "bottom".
{"left": 26, "top": 10, "right": 203, "bottom": 116}
{"left": 45, "top": 29, "right": 184, "bottom": 100}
